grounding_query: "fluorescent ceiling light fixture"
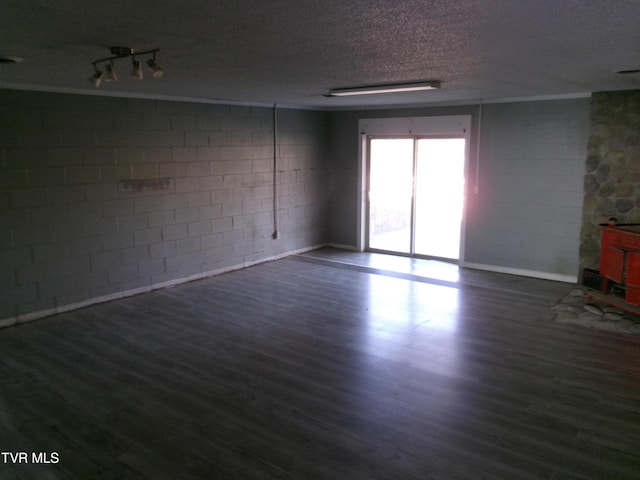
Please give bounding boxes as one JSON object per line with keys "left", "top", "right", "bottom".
{"left": 0, "top": 55, "right": 23, "bottom": 64}
{"left": 327, "top": 81, "right": 441, "bottom": 96}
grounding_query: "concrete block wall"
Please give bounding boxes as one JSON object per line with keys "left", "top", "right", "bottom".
{"left": 464, "top": 98, "right": 590, "bottom": 279}
{"left": 0, "top": 89, "right": 329, "bottom": 326}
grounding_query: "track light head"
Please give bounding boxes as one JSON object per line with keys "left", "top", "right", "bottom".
{"left": 146, "top": 57, "right": 164, "bottom": 79}
{"left": 104, "top": 62, "right": 118, "bottom": 82}
{"left": 131, "top": 59, "right": 143, "bottom": 79}
{"left": 88, "top": 67, "right": 103, "bottom": 87}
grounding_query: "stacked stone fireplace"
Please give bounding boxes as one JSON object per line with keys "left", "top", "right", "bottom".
{"left": 580, "top": 90, "right": 640, "bottom": 272}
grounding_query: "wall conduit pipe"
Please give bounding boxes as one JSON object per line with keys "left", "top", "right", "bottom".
{"left": 474, "top": 103, "right": 482, "bottom": 195}
{"left": 272, "top": 104, "right": 280, "bottom": 239}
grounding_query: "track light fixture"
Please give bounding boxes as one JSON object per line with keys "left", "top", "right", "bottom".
{"left": 89, "top": 46, "right": 164, "bottom": 87}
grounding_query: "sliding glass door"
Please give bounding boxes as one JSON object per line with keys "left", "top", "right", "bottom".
{"left": 368, "top": 138, "right": 414, "bottom": 253}
{"left": 367, "top": 136, "right": 465, "bottom": 260}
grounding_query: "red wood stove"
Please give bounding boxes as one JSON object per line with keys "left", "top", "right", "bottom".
{"left": 594, "top": 224, "right": 640, "bottom": 309}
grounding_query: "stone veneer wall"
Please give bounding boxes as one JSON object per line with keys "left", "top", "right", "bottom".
{"left": 580, "top": 90, "right": 640, "bottom": 270}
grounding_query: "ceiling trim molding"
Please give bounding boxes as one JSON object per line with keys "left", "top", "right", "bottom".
{"left": 0, "top": 82, "right": 593, "bottom": 111}
{"left": 0, "top": 82, "right": 321, "bottom": 111}
{"left": 481, "top": 92, "right": 592, "bottom": 104}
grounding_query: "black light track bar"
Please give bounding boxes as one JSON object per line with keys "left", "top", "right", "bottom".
{"left": 91, "top": 47, "right": 160, "bottom": 67}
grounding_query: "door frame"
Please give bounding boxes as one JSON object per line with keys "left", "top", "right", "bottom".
{"left": 366, "top": 134, "right": 466, "bottom": 260}
{"left": 357, "top": 115, "right": 472, "bottom": 263}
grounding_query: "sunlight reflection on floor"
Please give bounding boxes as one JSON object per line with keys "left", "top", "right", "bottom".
{"left": 365, "top": 274, "right": 460, "bottom": 333}
{"left": 298, "top": 248, "right": 473, "bottom": 384}
{"left": 363, "top": 273, "right": 463, "bottom": 379}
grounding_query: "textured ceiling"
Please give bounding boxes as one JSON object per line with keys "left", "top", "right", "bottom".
{"left": 1, "top": 0, "right": 639, "bottom": 109}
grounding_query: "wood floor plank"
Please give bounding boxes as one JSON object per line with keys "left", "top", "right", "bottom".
{"left": 1, "top": 248, "right": 639, "bottom": 479}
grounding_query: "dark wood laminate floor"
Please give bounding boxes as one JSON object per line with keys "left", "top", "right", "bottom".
{"left": 1, "top": 248, "right": 639, "bottom": 479}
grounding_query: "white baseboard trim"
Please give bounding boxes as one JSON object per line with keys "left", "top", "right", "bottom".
{"left": 462, "top": 262, "right": 577, "bottom": 284}
{"left": 0, "top": 244, "right": 327, "bottom": 330}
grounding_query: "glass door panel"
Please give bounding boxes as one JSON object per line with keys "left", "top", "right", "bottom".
{"left": 368, "top": 138, "right": 414, "bottom": 253}
{"left": 414, "top": 138, "right": 465, "bottom": 259}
